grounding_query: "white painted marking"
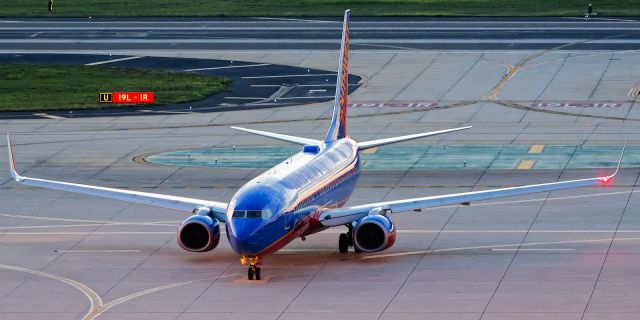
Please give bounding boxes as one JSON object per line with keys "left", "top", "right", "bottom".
{"left": 254, "top": 17, "right": 337, "bottom": 23}
{"left": 399, "top": 230, "right": 640, "bottom": 233}
{"left": 251, "top": 84, "right": 358, "bottom": 88}
{"left": 474, "top": 189, "right": 635, "bottom": 207}
{"left": 54, "top": 249, "right": 141, "bottom": 253}
{"left": 0, "top": 38, "right": 608, "bottom": 45}
{"left": 271, "top": 95, "right": 334, "bottom": 100}
{"left": 0, "top": 212, "right": 180, "bottom": 225}
{"left": 242, "top": 73, "right": 336, "bottom": 79}
{"left": 224, "top": 96, "right": 265, "bottom": 100}
{"left": 33, "top": 113, "right": 64, "bottom": 119}
{"left": 183, "top": 63, "right": 270, "bottom": 72}
{"left": 3, "top": 26, "right": 640, "bottom": 31}
{"left": 1, "top": 231, "right": 175, "bottom": 235}
{"left": 84, "top": 56, "right": 141, "bottom": 66}
{"left": 277, "top": 249, "right": 334, "bottom": 253}
{"left": 564, "top": 17, "right": 640, "bottom": 22}
{"left": 28, "top": 32, "right": 41, "bottom": 38}
{"left": 308, "top": 89, "right": 327, "bottom": 93}
{"left": 363, "top": 237, "right": 640, "bottom": 260}
{"left": 490, "top": 248, "right": 575, "bottom": 251}
{"left": 0, "top": 223, "right": 117, "bottom": 230}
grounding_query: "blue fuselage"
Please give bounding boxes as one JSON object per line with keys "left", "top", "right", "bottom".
{"left": 225, "top": 138, "right": 360, "bottom": 256}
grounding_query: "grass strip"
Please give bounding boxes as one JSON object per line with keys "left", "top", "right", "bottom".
{"left": 3, "top": 1, "right": 639, "bottom": 17}
{"left": 0, "top": 64, "right": 230, "bottom": 112}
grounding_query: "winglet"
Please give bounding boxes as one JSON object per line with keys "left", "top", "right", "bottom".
{"left": 601, "top": 133, "right": 628, "bottom": 183}
{"left": 6, "top": 133, "right": 22, "bottom": 181}
{"left": 611, "top": 133, "right": 629, "bottom": 178}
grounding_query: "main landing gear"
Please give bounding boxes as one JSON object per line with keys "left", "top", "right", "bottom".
{"left": 338, "top": 224, "right": 359, "bottom": 253}
{"left": 240, "top": 255, "right": 262, "bottom": 280}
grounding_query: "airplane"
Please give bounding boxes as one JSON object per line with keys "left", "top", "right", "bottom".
{"left": 6, "top": 9, "right": 622, "bottom": 281}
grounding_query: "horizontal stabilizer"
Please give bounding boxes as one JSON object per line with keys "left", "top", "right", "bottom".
{"left": 231, "top": 126, "right": 320, "bottom": 146}
{"left": 358, "top": 126, "right": 471, "bottom": 151}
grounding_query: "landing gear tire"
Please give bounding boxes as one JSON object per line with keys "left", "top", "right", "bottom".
{"left": 247, "top": 266, "right": 261, "bottom": 281}
{"left": 339, "top": 233, "right": 349, "bottom": 253}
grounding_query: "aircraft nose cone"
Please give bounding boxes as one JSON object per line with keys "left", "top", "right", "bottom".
{"left": 228, "top": 218, "right": 263, "bottom": 254}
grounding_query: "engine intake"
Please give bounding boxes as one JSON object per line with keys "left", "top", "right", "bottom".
{"left": 353, "top": 214, "right": 396, "bottom": 253}
{"left": 177, "top": 215, "right": 220, "bottom": 252}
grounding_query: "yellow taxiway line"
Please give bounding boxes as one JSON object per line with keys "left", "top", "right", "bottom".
{"left": 0, "top": 263, "right": 103, "bottom": 320}
{"left": 516, "top": 160, "right": 536, "bottom": 170}
{"left": 528, "top": 144, "right": 545, "bottom": 154}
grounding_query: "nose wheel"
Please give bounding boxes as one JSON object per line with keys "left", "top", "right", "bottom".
{"left": 240, "top": 255, "right": 263, "bottom": 281}
{"left": 248, "top": 266, "right": 261, "bottom": 280}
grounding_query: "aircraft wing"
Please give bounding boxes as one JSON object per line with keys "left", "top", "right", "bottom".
{"left": 319, "top": 175, "right": 616, "bottom": 227}
{"left": 7, "top": 134, "right": 228, "bottom": 221}
{"left": 321, "top": 134, "right": 627, "bottom": 227}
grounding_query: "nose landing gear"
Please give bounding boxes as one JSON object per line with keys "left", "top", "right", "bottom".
{"left": 240, "top": 255, "right": 262, "bottom": 280}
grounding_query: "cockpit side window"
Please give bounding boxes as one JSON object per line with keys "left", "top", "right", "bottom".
{"left": 232, "top": 210, "right": 246, "bottom": 218}
{"left": 246, "top": 210, "right": 262, "bottom": 218}
{"left": 261, "top": 207, "right": 272, "bottom": 220}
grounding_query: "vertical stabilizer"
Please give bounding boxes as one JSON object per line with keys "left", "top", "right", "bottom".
{"left": 325, "top": 9, "right": 350, "bottom": 142}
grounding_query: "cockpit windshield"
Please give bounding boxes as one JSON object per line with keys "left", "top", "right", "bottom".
{"left": 232, "top": 208, "right": 272, "bottom": 220}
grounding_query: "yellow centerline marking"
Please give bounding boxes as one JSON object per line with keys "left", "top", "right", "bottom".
{"left": 90, "top": 273, "right": 237, "bottom": 319}
{"left": 0, "top": 262, "right": 237, "bottom": 320}
{"left": 528, "top": 144, "right": 545, "bottom": 154}
{"left": 0, "top": 263, "right": 103, "bottom": 320}
{"left": 361, "top": 147, "right": 378, "bottom": 154}
{"left": 488, "top": 63, "right": 518, "bottom": 100}
{"left": 516, "top": 160, "right": 536, "bottom": 170}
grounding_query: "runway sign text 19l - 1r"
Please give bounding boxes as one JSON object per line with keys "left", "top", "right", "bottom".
{"left": 99, "top": 92, "right": 154, "bottom": 104}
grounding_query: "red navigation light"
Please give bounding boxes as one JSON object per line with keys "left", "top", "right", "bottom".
{"left": 600, "top": 176, "right": 612, "bottom": 185}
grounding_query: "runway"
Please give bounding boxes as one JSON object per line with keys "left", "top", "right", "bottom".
{"left": 2, "top": 17, "right": 640, "bottom": 50}
{"left": 1, "top": 16, "right": 640, "bottom": 320}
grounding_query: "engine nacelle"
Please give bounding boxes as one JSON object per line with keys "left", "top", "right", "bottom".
{"left": 353, "top": 214, "right": 396, "bottom": 253}
{"left": 177, "top": 215, "right": 220, "bottom": 252}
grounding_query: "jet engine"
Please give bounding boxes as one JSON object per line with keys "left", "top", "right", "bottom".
{"left": 353, "top": 214, "right": 396, "bottom": 253}
{"left": 177, "top": 215, "right": 220, "bottom": 252}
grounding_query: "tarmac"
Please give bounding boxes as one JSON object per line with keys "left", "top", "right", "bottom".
{"left": 1, "top": 17, "right": 640, "bottom": 320}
